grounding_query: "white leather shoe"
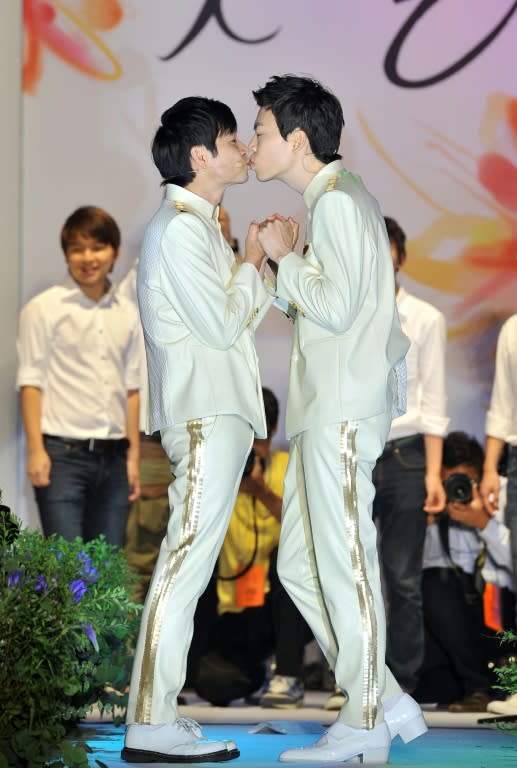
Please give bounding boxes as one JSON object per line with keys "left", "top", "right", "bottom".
{"left": 384, "top": 692, "right": 428, "bottom": 743}
{"left": 279, "top": 721, "right": 390, "bottom": 764}
{"left": 122, "top": 717, "right": 239, "bottom": 763}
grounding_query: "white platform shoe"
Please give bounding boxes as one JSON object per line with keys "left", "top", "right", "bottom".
{"left": 384, "top": 692, "right": 428, "bottom": 743}
{"left": 122, "top": 718, "right": 239, "bottom": 763}
{"left": 279, "top": 721, "right": 391, "bottom": 764}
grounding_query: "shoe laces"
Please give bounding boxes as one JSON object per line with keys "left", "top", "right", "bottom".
{"left": 176, "top": 716, "right": 204, "bottom": 738}
{"left": 268, "top": 675, "right": 298, "bottom": 693}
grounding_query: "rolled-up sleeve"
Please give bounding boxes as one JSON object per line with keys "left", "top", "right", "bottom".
{"left": 486, "top": 319, "right": 516, "bottom": 440}
{"left": 16, "top": 301, "right": 49, "bottom": 391}
{"left": 124, "top": 306, "right": 144, "bottom": 392}
{"left": 480, "top": 517, "right": 512, "bottom": 570}
{"left": 419, "top": 312, "right": 449, "bottom": 437}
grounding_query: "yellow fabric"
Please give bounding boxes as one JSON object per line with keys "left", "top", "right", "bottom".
{"left": 217, "top": 451, "right": 288, "bottom": 614}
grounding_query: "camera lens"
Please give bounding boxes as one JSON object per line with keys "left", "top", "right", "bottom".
{"left": 443, "top": 472, "right": 473, "bottom": 504}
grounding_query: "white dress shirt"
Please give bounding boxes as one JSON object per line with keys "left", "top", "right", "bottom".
{"left": 486, "top": 313, "right": 517, "bottom": 446}
{"left": 389, "top": 287, "right": 449, "bottom": 440}
{"left": 17, "top": 274, "right": 141, "bottom": 439}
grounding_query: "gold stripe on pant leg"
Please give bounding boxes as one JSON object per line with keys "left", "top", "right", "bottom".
{"left": 339, "top": 421, "right": 378, "bottom": 730}
{"left": 135, "top": 420, "right": 205, "bottom": 723}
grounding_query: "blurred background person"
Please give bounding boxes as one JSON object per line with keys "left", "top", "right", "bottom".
{"left": 481, "top": 312, "right": 517, "bottom": 716}
{"left": 414, "top": 431, "right": 513, "bottom": 712}
{"left": 369, "top": 216, "right": 448, "bottom": 698}
{"left": 17, "top": 206, "right": 141, "bottom": 545}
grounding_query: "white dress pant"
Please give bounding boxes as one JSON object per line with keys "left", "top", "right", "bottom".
{"left": 278, "top": 413, "right": 401, "bottom": 730}
{"left": 126, "top": 414, "right": 254, "bottom": 724}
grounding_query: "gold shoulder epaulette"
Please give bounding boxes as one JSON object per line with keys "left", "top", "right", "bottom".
{"left": 173, "top": 200, "right": 188, "bottom": 212}
{"left": 326, "top": 175, "right": 339, "bottom": 192}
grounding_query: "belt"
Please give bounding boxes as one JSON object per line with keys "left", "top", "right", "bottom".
{"left": 43, "top": 435, "right": 129, "bottom": 453}
{"left": 382, "top": 434, "right": 423, "bottom": 453}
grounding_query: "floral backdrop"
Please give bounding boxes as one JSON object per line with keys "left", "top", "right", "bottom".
{"left": 17, "top": 0, "right": 517, "bottom": 525}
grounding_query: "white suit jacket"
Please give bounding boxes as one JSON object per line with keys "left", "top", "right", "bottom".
{"left": 138, "top": 184, "right": 272, "bottom": 437}
{"left": 276, "top": 161, "right": 409, "bottom": 438}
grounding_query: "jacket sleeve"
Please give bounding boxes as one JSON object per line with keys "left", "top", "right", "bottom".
{"left": 159, "top": 214, "right": 271, "bottom": 349}
{"left": 276, "top": 191, "right": 371, "bottom": 333}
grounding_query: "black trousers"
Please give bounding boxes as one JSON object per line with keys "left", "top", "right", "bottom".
{"left": 413, "top": 567, "right": 498, "bottom": 704}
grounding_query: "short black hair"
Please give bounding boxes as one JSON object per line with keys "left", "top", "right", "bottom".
{"left": 252, "top": 75, "right": 343, "bottom": 164}
{"left": 60, "top": 206, "right": 120, "bottom": 254}
{"left": 384, "top": 216, "right": 406, "bottom": 264}
{"left": 262, "top": 387, "right": 279, "bottom": 437}
{"left": 443, "top": 431, "right": 484, "bottom": 478}
{"left": 152, "top": 96, "right": 237, "bottom": 187}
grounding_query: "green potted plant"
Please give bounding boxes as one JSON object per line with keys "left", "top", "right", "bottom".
{"left": 0, "top": 495, "right": 141, "bottom": 767}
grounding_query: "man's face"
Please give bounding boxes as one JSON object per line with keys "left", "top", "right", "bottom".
{"left": 441, "top": 463, "right": 479, "bottom": 486}
{"left": 248, "top": 108, "right": 293, "bottom": 182}
{"left": 206, "top": 131, "right": 248, "bottom": 187}
{"left": 65, "top": 234, "right": 117, "bottom": 293}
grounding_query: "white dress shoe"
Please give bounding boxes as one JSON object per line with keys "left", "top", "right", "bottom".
{"left": 279, "top": 721, "right": 390, "bottom": 764}
{"left": 122, "top": 717, "right": 239, "bottom": 763}
{"left": 487, "top": 693, "right": 517, "bottom": 715}
{"left": 384, "top": 692, "right": 428, "bottom": 743}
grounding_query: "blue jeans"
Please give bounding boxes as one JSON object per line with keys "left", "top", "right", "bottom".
{"left": 34, "top": 435, "right": 130, "bottom": 546}
{"left": 507, "top": 445, "right": 517, "bottom": 625}
{"left": 372, "top": 434, "right": 427, "bottom": 692}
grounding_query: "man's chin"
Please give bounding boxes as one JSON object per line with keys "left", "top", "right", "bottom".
{"left": 235, "top": 170, "right": 249, "bottom": 184}
{"left": 252, "top": 168, "right": 272, "bottom": 183}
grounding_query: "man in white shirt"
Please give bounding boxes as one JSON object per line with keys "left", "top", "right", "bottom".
{"left": 481, "top": 314, "right": 517, "bottom": 600}
{"left": 17, "top": 206, "right": 141, "bottom": 546}
{"left": 248, "top": 75, "right": 423, "bottom": 765}
{"left": 372, "top": 217, "right": 449, "bottom": 694}
{"left": 123, "top": 97, "right": 272, "bottom": 764}
{"left": 481, "top": 313, "right": 517, "bottom": 716}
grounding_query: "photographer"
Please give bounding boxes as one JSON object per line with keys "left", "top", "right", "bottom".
{"left": 414, "top": 431, "right": 513, "bottom": 712}
{"left": 193, "top": 388, "right": 311, "bottom": 708}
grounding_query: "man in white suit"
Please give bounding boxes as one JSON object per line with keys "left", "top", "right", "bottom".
{"left": 122, "top": 97, "right": 272, "bottom": 763}
{"left": 249, "top": 75, "right": 426, "bottom": 764}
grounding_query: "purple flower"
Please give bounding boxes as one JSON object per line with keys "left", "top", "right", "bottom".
{"left": 69, "top": 578, "right": 87, "bottom": 604}
{"left": 82, "top": 623, "right": 99, "bottom": 651}
{"left": 7, "top": 571, "right": 21, "bottom": 588}
{"left": 34, "top": 574, "right": 48, "bottom": 594}
{"left": 78, "top": 553, "right": 98, "bottom": 582}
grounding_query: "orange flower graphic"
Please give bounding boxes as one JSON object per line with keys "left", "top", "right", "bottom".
{"left": 23, "top": 0, "right": 124, "bottom": 94}
{"left": 359, "top": 93, "right": 517, "bottom": 400}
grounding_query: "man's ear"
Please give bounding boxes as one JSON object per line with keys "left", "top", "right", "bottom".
{"left": 190, "top": 144, "right": 209, "bottom": 170}
{"left": 288, "top": 128, "right": 309, "bottom": 154}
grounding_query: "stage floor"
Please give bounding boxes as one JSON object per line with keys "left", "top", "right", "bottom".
{"left": 80, "top": 691, "right": 517, "bottom": 767}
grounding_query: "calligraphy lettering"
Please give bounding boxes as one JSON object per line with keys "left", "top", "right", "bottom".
{"left": 384, "top": 0, "right": 517, "bottom": 88}
{"left": 160, "top": 0, "right": 279, "bottom": 61}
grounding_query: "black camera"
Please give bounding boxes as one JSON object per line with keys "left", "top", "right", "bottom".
{"left": 443, "top": 472, "right": 473, "bottom": 504}
{"left": 242, "top": 448, "right": 266, "bottom": 477}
